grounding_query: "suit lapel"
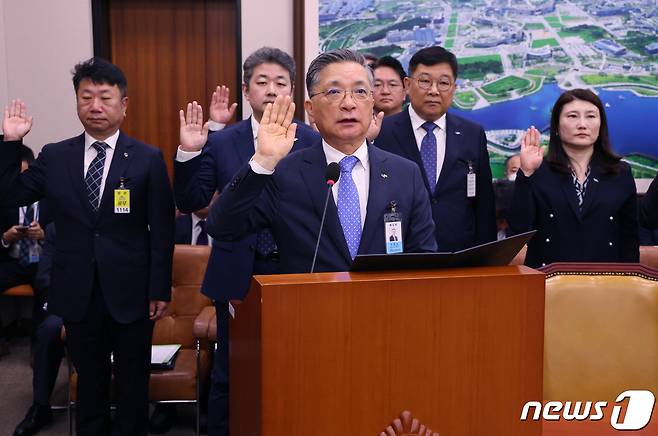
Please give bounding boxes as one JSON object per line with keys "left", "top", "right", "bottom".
{"left": 233, "top": 118, "right": 255, "bottom": 165}
{"left": 437, "top": 114, "right": 460, "bottom": 194}
{"left": 359, "top": 146, "right": 389, "bottom": 254}
{"left": 558, "top": 170, "right": 582, "bottom": 222}
{"left": 67, "top": 133, "right": 94, "bottom": 218}
{"left": 393, "top": 110, "right": 424, "bottom": 167}
{"left": 299, "top": 145, "right": 352, "bottom": 265}
{"left": 580, "top": 164, "right": 601, "bottom": 218}
{"left": 97, "top": 132, "right": 134, "bottom": 220}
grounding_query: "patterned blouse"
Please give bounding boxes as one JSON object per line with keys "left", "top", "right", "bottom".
{"left": 571, "top": 166, "right": 591, "bottom": 211}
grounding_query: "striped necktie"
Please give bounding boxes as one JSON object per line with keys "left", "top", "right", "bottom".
{"left": 85, "top": 141, "right": 108, "bottom": 211}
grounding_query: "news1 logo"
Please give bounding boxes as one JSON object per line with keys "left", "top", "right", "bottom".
{"left": 520, "top": 390, "right": 656, "bottom": 430}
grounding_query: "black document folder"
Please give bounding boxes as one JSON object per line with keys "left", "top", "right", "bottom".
{"left": 350, "top": 230, "right": 536, "bottom": 272}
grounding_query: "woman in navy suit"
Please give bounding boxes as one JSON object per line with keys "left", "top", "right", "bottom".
{"left": 509, "top": 88, "right": 639, "bottom": 268}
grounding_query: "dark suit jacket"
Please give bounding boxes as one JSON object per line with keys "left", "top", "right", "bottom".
{"left": 175, "top": 214, "right": 193, "bottom": 244}
{"left": 206, "top": 144, "right": 437, "bottom": 273}
{"left": 508, "top": 160, "right": 639, "bottom": 268}
{"left": 374, "top": 109, "right": 496, "bottom": 252}
{"left": 640, "top": 174, "right": 658, "bottom": 229}
{"left": 0, "top": 132, "right": 175, "bottom": 323}
{"left": 34, "top": 222, "right": 55, "bottom": 293}
{"left": 174, "top": 117, "right": 320, "bottom": 300}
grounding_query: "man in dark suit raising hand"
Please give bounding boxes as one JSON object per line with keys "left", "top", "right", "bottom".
{"left": 207, "top": 49, "right": 436, "bottom": 274}
{"left": 0, "top": 58, "right": 175, "bottom": 436}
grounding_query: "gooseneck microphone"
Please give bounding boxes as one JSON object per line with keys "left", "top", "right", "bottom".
{"left": 310, "top": 162, "right": 340, "bottom": 273}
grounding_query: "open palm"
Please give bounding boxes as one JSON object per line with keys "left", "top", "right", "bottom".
{"left": 3, "top": 99, "right": 33, "bottom": 141}
{"left": 519, "top": 126, "right": 544, "bottom": 177}
{"left": 253, "top": 95, "right": 297, "bottom": 171}
{"left": 179, "top": 101, "right": 210, "bottom": 152}
{"left": 209, "top": 85, "right": 237, "bottom": 124}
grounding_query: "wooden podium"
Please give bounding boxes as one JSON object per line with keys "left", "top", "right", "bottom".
{"left": 230, "top": 266, "right": 545, "bottom": 436}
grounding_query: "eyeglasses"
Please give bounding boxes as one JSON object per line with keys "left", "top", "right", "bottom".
{"left": 309, "top": 87, "right": 372, "bottom": 103}
{"left": 412, "top": 75, "right": 454, "bottom": 92}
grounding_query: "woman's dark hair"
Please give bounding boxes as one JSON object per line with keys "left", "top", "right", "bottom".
{"left": 546, "top": 88, "right": 621, "bottom": 174}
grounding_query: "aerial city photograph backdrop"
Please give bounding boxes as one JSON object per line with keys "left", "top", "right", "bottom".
{"left": 318, "top": 0, "right": 658, "bottom": 179}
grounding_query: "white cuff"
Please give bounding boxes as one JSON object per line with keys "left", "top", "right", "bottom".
{"left": 208, "top": 120, "right": 226, "bottom": 132}
{"left": 175, "top": 146, "right": 202, "bottom": 162}
{"left": 249, "top": 159, "right": 275, "bottom": 175}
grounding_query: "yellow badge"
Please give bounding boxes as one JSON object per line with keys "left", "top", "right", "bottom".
{"left": 114, "top": 189, "right": 130, "bottom": 214}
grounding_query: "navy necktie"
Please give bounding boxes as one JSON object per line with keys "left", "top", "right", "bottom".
{"left": 255, "top": 229, "right": 276, "bottom": 257}
{"left": 337, "top": 156, "right": 362, "bottom": 260}
{"left": 85, "top": 141, "right": 108, "bottom": 211}
{"left": 420, "top": 122, "right": 437, "bottom": 194}
{"left": 196, "top": 220, "right": 208, "bottom": 246}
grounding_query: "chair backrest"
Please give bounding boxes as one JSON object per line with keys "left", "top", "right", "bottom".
{"left": 640, "top": 245, "right": 658, "bottom": 269}
{"left": 510, "top": 245, "right": 658, "bottom": 268}
{"left": 541, "top": 263, "right": 658, "bottom": 401}
{"left": 152, "top": 244, "right": 212, "bottom": 349}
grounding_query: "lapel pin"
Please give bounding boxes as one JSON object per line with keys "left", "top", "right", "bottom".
{"left": 381, "top": 172, "right": 388, "bottom": 179}
{"left": 455, "top": 131, "right": 461, "bottom": 135}
{"left": 123, "top": 152, "right": 129, "bottom": 158}
{"left": 593, "top": 178, "right": 599, "bottom": 182}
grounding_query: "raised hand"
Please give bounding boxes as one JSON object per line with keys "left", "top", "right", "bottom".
{"left": 209, "top": 85, "right": 237, "bottom": 124}
{"left": 179, "top": 101, "right": 210, "bottom": 152}
{"left": 253, "top": 95, "right": 297, "bottom": 171}
{"left": 366, "top": 111, "right": 384, "bottom": 142}
{"left": 519, "top": 126, "right": 544, "bottom": 177}
{"left": 3, "top": 99, "right": 33, "bottom": 141}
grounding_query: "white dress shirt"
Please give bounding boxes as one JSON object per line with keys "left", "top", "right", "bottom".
{"left": 83, "top": 130, "right": 119, "bottom": 201}
{"left": 408, "top": 105, "right": 447, "bottom": 184}
{"left": 191, "top": 213, "right": 213, "bottom": 246}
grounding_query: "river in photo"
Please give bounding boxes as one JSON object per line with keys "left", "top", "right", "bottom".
{"left": 451, "top": 83, "right": 658, "bottom": 158}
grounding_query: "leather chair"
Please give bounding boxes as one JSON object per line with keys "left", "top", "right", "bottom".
{"left": 149, "top": 244, "right": 214, "bottom": 434}
{"left": 3, "top": 284, "right": 34, "bottom": 297}
{"left": 541, "top": 263, "right": 658, "bottom": 401}
{"left": 68, "top": 244, "right": 215, "bottom": 435}
{"left": 640, "top": 245, "right": 658, "bottom": 269}
{"left": 509, "top": 245, "right": 658, "bottom": 268}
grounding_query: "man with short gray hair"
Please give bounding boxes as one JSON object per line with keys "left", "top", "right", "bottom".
{"left": 172, "top": 46, "right": 319, "bottom": 435}
{"left": 206, "top": 49, "right": 436, "bottom": 274}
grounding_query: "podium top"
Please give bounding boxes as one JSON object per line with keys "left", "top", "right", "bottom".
{"left": 253, "top": 264, "right": 542, "bottom": 286}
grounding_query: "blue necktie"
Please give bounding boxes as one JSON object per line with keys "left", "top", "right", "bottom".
{"left": 420, "top": 122, "right": 437, "bottom": 194}
{"left": 337, "top": 156, "right": 362, "bottom": 260}
{"left": 85, "top": 141, "right": 108, "bottom": 211}
{"left": 255, "top": 229, "right": 277, "bottom": 257}
{"left": 196, "top": 220, "right": 208, "bottom": 246}
{"left": 18, "top": 204, "right": 34, "bottom": 266}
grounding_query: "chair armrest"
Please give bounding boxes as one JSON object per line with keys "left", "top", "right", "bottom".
{"left": 193, "top": 306, "right": 216, "bottom": 340}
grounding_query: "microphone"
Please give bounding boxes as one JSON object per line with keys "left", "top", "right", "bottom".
{"left": 310, "top": 162, "right": 340, "bottom": 273}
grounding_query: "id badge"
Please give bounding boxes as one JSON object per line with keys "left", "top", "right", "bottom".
{"left": 114, "top": 189, "right": 130, "bottom": 213}
{"left": 466, "top": 161, "right": 476, "bottom": 198}
{"left": 384, "top": 201, "right": 403, "bottom": 254}
{"left": 29, "top": 243, "right": 40, "bottom": 263}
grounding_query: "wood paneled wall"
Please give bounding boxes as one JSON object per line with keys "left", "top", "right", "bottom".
{"left": 107, "top": 0, "right": 239, "bottom": 175}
